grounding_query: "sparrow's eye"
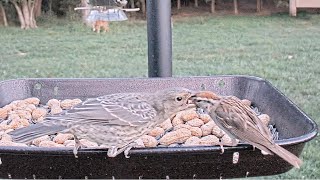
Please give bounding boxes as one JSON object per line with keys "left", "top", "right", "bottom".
{"left": 176, "top": 96, "right": 183, "bottom": 101}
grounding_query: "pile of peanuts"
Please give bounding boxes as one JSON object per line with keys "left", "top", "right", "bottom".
{"left": 0, "top": 97, "right": 271, "bottom": 149}
{"left": 0, "top": 97, "right": 89, "bottom": 148}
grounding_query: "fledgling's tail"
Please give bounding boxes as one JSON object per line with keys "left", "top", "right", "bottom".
{"left": 268, "top": 144, "right": 303, "bottom": 169}
{"left": 8, "top": 120, "right": 67, "bottom": 144}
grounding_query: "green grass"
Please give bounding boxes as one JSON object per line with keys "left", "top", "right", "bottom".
{"left": 0, "top": 14, "right": 320, "bottom": 179}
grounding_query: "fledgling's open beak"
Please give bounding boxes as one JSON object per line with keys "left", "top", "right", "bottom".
{"left": 187, "top": 102, "right": 196, "bottom": 108}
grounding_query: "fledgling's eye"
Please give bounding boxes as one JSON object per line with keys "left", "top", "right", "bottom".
{"left": 176, "top": 96, "right": 183, "bottom": 101}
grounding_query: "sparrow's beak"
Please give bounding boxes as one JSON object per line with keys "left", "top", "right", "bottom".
{"left": 187, "top": 91, "right": 221, "bottom": 107}
{"left": 186, "top": 91, "right": 197, "bottom": 108}
{"left": 191, "top": 91, "right": 220, "bottom": 100}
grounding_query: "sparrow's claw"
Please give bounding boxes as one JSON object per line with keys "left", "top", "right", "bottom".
{"left": 73, "top": 135, "right": 83, "bottom": 158}
{"left": 219, "top": 143, "right": 225, "bottom": 154}
{"left": 107, "top": 146, "right": 118, "bottom": 158}
{"left": 124, "top": 146, "right": 132, "bottom": 158}
{"left": 107, "top": 142, "right": 137, "bottom": 158}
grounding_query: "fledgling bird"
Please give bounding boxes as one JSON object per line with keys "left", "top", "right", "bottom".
{"left": 191, "top": 91, "right": 303, "bottom": 169}
{"left": 9, "top": 87, "right": 195, "bottom": 158}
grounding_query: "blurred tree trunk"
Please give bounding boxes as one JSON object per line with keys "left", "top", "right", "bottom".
{"left": 11, "top": 0, "right": 26, "bottom": 28}
{"left": 140, "top": 0, "right": 145, "bottom": 16}
{"left": 0, "top": 1, "right": 8, "bottom": 26}
{"left": 21, "top": 0, "right": 31, "bottom": 28}
{"left": 28, "top": 0, "right": 37, "bottom": 28}
{"left": 10, "top": 0, "right": 39, "bottom": 29}
{"left": 81, "top": 0, "right": 90, "bottom": 26}
{"left": 34, "top": 0, "right": 42, "bottom": 17}
{"left": 48, "top": 0, "right": 52, "bottom": 14}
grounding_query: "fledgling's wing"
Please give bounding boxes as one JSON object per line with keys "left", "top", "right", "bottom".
{"left": 9, "top": 93, "right": 158, "bottom": 143}
{"left": 53, "top": 93, "right": 158, "bottom": 127}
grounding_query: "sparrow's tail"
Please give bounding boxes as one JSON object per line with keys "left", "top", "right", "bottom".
{"left": 268, "top": 144, "right": 303, "bottom": 169}
{"left": 8, "top": 119, "right": 67, "bottom": 144}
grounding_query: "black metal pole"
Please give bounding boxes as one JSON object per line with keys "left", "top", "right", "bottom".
{"left": 147, "top": 0, "right": 172, "bottom": 77}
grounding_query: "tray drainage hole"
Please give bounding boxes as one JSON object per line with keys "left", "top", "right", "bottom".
{"left": 34, "top": 83, "right": 42, "bottom": 90}
{"left": 218, "top": 80, "right": 225, "bottom": 88}
{"left": 54, "top": 86, "right": 59, "bottom": 96}
{"left": 233, "top": 152, "right": 239, "bottom": 164}
{"left": 200, "top": 84, "right": 206, "bottom": 90}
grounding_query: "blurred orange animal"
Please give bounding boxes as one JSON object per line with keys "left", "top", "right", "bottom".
{"left": 92, "top": 20, "right": 109, "bottom": 33}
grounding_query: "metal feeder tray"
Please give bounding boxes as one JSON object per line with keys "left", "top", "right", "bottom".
{"left": 0, "top": 75, "right": 317, "bottom": 179}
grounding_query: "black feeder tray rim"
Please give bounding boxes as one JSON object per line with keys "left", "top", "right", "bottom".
{"left": 0, "top": 75, "right": 317, "bottom": 179}
{"left": 0, "top": 75, "right": 317, "bottom": 156}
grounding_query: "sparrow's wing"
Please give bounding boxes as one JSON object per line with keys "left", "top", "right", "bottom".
{"left": 217, "top": 97, "right": 275, "bottom": 146}
{"left": 244, "top": 104, "right": 274, "bottom": 141}
{"left": 228, "top": 96, "right": 273, "bottom": 142}
{"left": 47, "top": 93, "right": 157, "bottom": 127}
{"left": 216, "top": 101, "right": 248, "bottom": 132}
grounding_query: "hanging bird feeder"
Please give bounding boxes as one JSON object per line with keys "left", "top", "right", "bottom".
{"left": 74, "top": 0, "right": 139, "bottom": 22}
{"left": 0, "top": 0, "right": 317, "bottom": 179}
{"left": 86, "top": 9, "right": 128, "bottom": 22}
